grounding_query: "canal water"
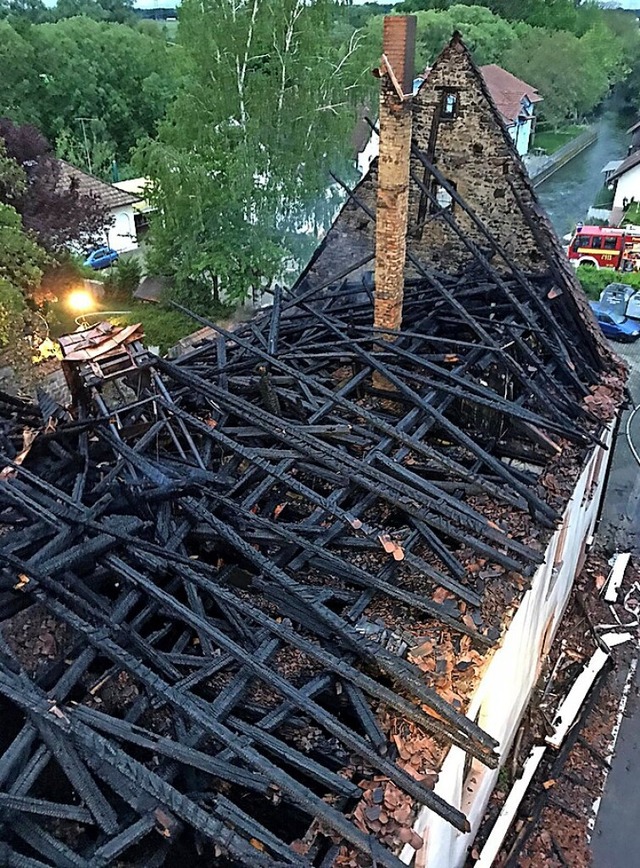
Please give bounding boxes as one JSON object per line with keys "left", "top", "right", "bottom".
{"left": 537, "top": 108, "right": 631, "bottom": 238}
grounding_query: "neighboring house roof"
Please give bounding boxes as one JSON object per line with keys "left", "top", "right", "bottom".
{"left": 113, "top": 177, "right": 154, "bottom": 214}
{"left": 627, "top": 118, "right": 640, "bottom": 135}
{"left": 133, "top": 274, "right": 170, "bottom": 303}
{"left": 478, "top": 64, "right": 542, "bottom": 124}
{"left": 609, "top": 149, "right": 640, "bottom": 183}
{"left": 57, "top": 160, "right": 141, "bottom": 211}
{"left": 602, "top": 159, "right": 623, "bottom": 175}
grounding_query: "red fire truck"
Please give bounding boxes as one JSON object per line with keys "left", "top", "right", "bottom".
{"left": 567, "top": 224, "right": 640, "bottom": 271}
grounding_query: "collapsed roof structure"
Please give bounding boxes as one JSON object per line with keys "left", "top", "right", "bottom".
{"left": 0, "top": 20, "right": 625, "bottom": 868}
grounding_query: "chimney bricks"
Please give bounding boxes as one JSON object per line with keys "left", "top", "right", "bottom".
{"left": 374, "top": 16, "right": 416, "bottom": 338}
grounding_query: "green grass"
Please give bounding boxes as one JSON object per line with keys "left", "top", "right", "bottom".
{"left": 46, "top": 298, "right": 201, "bottom": 355}
{"left": 533, "top": 125, "right": 586, "bottom": 155}
{"left": 576, "top": 265, "right": 640, "bottom": 300}
{"left": 622, "top": 203, "right": 640, "bottom": 226}
{"left": 592, "top": 184, "right": 615, "bottom": 209}
{"left": 112, "top": 304, "right": 200, "bottom": 354}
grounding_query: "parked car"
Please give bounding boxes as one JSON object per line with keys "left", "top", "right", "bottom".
{"left": 599, "top": 282, "right": 635, "bottom": 318}
{"left": 589, "top": 301, "right": 640, "bottom": 342}
{"left": 624, "top": 291, "right": 640, "bottom": 322}
{"left": 84, "top": 247, "right": 119, "bottom": 270}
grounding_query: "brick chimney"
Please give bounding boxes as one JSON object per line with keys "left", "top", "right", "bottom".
{"left": 374, "top": 15, "right": 416, "bottom": 336}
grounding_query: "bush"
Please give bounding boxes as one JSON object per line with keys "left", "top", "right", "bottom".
{"left": 576, "top": 265, "right": 640, "bottom": 300}
{"left": 104, "top": 257, "right": 142, "bottom": 301}
{"left": 111, "top": 303, "right": 205, "bottom": 354}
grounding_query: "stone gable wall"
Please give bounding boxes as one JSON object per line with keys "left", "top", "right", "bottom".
{"left": 407, "top": 38, "right": 549, "bottom": 274}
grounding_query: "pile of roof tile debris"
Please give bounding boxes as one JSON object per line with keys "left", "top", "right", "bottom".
{"left": 0, "top": 246, "right": 625, "bottom": 868}
{"left": 475, "top": 550, "right": 639, "bottom": 868}
{"left": 0, "top": 31, "right": 628, "bottom": 868}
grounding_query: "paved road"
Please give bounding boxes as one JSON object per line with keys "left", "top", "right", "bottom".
{"left": 591, "top": 338, "right": 640, "bottom": 867}
{"left": 597, "top": 340, "right": 640, "bottom": 553}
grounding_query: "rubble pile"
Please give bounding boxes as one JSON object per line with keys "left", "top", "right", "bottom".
{"left": 0, "top": 133, "right": 625, "bottom": 866}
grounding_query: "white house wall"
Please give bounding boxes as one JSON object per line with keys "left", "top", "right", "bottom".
{"left": 106, "top": 205, "right": 139, "bottom": 253}
{"left": 613, "top": 163, "right": 640, "bottom": 211}
{"left": 509, "top": 116, "right": 533, "bottom": 157}
{"left": 401, "top": 418, "right": 617, "bottom": 868}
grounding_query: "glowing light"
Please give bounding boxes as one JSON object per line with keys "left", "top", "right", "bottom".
{"left": 67, "top": 289, "right": 94, "bottom": 313}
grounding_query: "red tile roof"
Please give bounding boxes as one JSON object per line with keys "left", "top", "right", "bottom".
{"left": 478, "top": 64, "right": 542, "bottom": 124}
{"left": 57, "top": 160, "right": 141, "bottom": 211}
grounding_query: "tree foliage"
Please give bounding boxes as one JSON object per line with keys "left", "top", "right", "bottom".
{"left": 141, "top": 0, "right": 373, "bottom": 307}
{"left": 0, "top": 0, "right": 136, "bottom": 24}
{"left": 387, "top": 5, "right": 521, "bottom": 68}
{"left": 0, "top": 201, "right": 46, "bottom": 292}
{"left": 0, "top": 201, "right": 47, "bottom": 349}
{"left": 0, "top": 118, "right": 110, "bottom": 252}
{"left": 0, "top": 16, "right": 177, "bottom": 173}
{"left": 369, "top": 2, "right": 640, "bottom": 128}
{"left": 396, "top": 1, "right": 602, "bottom": 34}
{"left": 501, "top": 27, "right": 618, "bottom": 127}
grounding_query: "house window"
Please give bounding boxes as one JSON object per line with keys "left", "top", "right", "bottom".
{"left": 441, "top": 89, "right": 459, "bottom": 120}
{"left": 430, "top": 180, "right": 456, "bottom": 214}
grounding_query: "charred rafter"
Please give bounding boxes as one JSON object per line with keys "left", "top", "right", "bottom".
{"left": 0, "top": 140, "right": 616, "bottom": 868}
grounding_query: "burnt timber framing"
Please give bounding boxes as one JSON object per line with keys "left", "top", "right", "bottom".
{"left": 0, "top": 37, "right": 622, "bottom": 868}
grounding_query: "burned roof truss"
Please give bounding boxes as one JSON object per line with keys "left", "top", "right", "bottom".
{"left": 0, "top": 108, "right": 617, "bottom": 868}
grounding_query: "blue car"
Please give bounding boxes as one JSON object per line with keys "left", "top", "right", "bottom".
{"left": 84, "top": 247, "right": 119, "bottom": 270}
{"left": 589, "top": 301, "right": 640, "bottom": 342}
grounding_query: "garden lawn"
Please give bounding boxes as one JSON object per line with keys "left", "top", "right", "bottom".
{"left": 110, "top": 304, "right": 200, "bottom": 354}
{"left": 534, "top": 125, "right": 586, "bottom": 155}
{"left": 47, "top": 300, "right": 200, "bottom": 355}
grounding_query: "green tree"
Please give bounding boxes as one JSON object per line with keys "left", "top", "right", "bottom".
{"left": 362, "top": 5, "right": 520, "bottom": 70}
{"left": 93, "top": 0, "right": 134, "bottom": 24}
{"left": 0, "top": 201, "right": 47, "bottom": 349}
{"left": 0, "top": 21, "right": 39, "bottom": 125}
{"left": 140, "top": 0, "right": 373, "bottom": 306}
{"left": 0, "top": 278, "right": 27, "bottom": 349}
{"left": 52, "top": 0, "right": 134, "bottom": 23}
{"left": 2, "top": 0, "right": 50, "bottom": 24}
{"left": 502, "top": 28, "right": 609, "bottom": 127}
{"left": 52, "top": 0, "right": 108, "bottom": 21}
{"left": 479, "top": 1, "right": 577, "bottom": 31}
{"left": 0, "top": 201, "right": 45, "bottom": 291}
{"left": 0, "top": 17, "right": 177, "bottom": 163}
{"left": 55, "top": 124, "right": 116, "bottom": 181}
{"left": 579, "top": 23, "right": 630, "bottom": 90}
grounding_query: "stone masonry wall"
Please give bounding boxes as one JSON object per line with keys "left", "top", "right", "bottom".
{"left": 408, "top": 36, "right": 549, "bottom": 274}
{"left": 294, "top": 32, "right": 612, "bottom": 366}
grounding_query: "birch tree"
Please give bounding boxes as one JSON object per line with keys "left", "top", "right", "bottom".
{"left": 140, "top": 0, "right": 372, "bottom": 306}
